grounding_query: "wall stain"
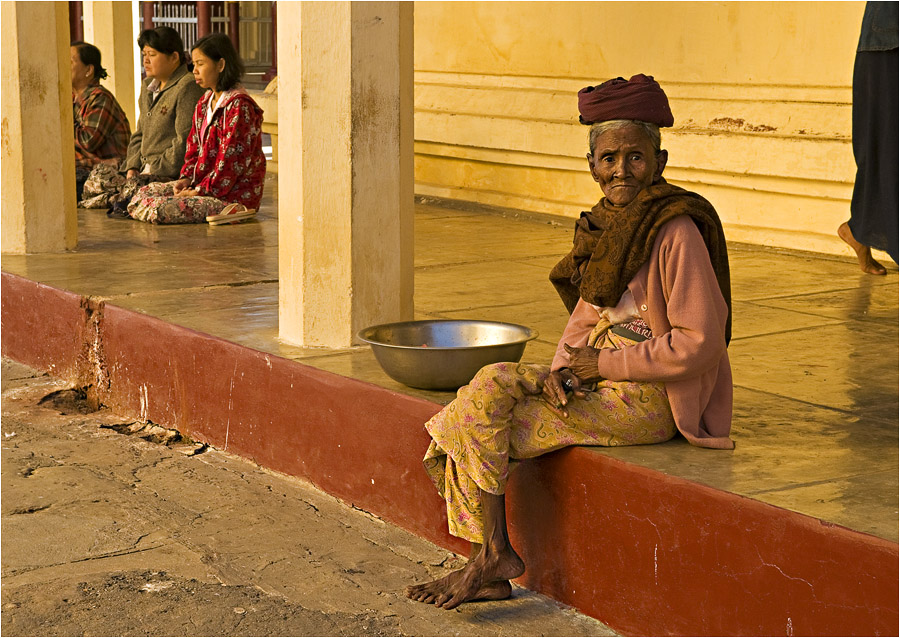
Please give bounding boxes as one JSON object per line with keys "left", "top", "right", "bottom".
{"left": 708, "top": 117, "right": 777, "bottom": 134}
{"left": 1, "top": 117, "right": 9, "bottom": 157}
{"left": 20, "top": 64, "right": 48, "bottom": 105}
{"left": 351, "top": 80, "right": 392, "bottom": 143}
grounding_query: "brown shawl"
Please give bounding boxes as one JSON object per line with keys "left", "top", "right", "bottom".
{"left": 550, "top": 180, "right": 732, "bottom": 343}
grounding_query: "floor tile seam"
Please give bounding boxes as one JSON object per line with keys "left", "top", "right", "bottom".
{"left": 414, "top": 256, "right": 563, "bottom": 270}
{"left": 730, "top": 315, "right": 900, "bottom": 339}
{"left": 414, "top": 200, "right": 576, "bottom": 230}
{"left": 757, "top": 313, "right": 900, "bottom": 328}
{"left": 190, "top": 244, "right": 279, "bottom": 256}
{"left": 415, "top": 233, "right": 569, "bottom": 244}
{"left": 725, "top": 242, "right": 898, "bottom": 265}
{"left": 732, "top": 383, "right": 900, "bottom": 425}
{"left": 416, "top": 212, "right": 481, "bottom": 220}
{"left": 742, "top": 470, "right": 900, "bottom": 497}
{"left": 414, "top": 259, "right": 501, "bottom": 269}
{"left": 48, "top": 242, "right": 150, "bottom": 255}
{"left": 507, "top": 255, "right": 570, "bottom": 265}
{"left": 126, "top": 305, "right": 278, "bottom": 325}
{"left": 418, "top": 299, "right": 557, "bottom": 314}
{"left": 200, "top": 266, "right": 278, "bottom": 281}
{"left": 415, "top": 303, "right": 562, "bottom": 317}
{"left": 505, "top": 259, "right": 567, "bottom": 271}
{"left": 190, "top": 259, "right": 276, "bottom": 272}
{"left": 285, "top": 349, "right": 365, "bottom": 362}
{"left": 728, "top": 320, "right": 853, "bottom": 341}
{"left": 99, "top": 279, "right": 280, "bottom": 302}
{"left": 2, "top": 267, "right": 276, "bottom": 287}
{"left": 745, "top": 298, "right": 899, "bottom": 322}
{"left": 735, "top": 284, "right": 900, "bottom": 304}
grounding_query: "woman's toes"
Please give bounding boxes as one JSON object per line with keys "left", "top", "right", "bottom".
{"left": 433, "top": 593, "right": 450, "bottom": 606}
{"left": 865, "top": 258, "right": 887, "bottom": 275}
{"left": 440, "top": 595, "right": 462, "bottom": 610}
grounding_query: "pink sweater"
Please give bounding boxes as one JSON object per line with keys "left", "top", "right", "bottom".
{"left": 551, "top": 216, "right": 734, "bottom": 449}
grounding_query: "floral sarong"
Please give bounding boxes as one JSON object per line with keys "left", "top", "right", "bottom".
{"left": 79, "top": 164, "right": 167, "bottom": 210}
{"left": 127, "top": 181, "right": 226, "bottom": 224}
{"left": 423, "top": 330, "right": 675, "bottom": 543}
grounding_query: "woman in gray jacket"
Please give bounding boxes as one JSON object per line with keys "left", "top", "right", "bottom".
{"left": 81, "top": 27, "right": 205, "bottom": 209}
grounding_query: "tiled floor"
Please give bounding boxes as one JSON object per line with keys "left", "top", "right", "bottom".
{"left": 3, "top": 175, "right": 897, "bottom": 542}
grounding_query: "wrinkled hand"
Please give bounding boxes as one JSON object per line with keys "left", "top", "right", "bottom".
{"left": 563, "top": 343, "right": 604, "bottom": 384}
{"left": 126, "top": 169, "right": 139, "bottom": 179}
{"left": 174, "top": 188, "right": 199, "bottom": 198}
{"left": 541, "top": 368, "right": 585, "bottom": 419}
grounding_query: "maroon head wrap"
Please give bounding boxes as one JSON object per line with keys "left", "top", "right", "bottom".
{"left": 578, "top": 74, "right": 674, "bottom": 127}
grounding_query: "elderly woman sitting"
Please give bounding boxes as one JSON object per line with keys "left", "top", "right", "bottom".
{"left": 71, "top": 42, "right": 130, "bottom": 199}
{"left": 406, "top": 75, "right": 734, "bottom": 610}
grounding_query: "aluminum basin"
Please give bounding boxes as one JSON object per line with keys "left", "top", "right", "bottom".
{"left": 358, "top": 320, "right": 539, "bottom": 390}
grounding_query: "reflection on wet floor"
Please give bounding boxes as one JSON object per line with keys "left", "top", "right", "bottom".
{"left": 2, "top": 175, "right": 897, "bottom": 542}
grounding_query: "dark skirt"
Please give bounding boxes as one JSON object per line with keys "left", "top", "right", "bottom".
{"left": 849, "top": 48, "right": 899, "bottom": 262}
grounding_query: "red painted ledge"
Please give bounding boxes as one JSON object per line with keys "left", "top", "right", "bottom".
{"left": 3, "top": 271, "right": 897, "bottom": 636}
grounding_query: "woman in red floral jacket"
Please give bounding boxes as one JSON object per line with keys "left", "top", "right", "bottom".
{"left": 127, "top": 33, "right": 266, "bottom": 225}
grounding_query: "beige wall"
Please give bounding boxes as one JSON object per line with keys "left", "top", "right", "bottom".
{"left": 413, "top": 1, "right": 869, "bottom": 255}
{"left": 83, "top": 0, "right": 138, "bottom": 127}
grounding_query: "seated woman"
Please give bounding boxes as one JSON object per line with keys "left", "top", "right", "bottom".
{"left": 406, "top": 75, "right": 734, "bottom": 610}
{"left": 80, "top": 27, "right": 205, "bottom": 209}
{"left": 71, "top": 42, "right": 130, "bottom": 199}
{"left": 127, "top": 32, "right": 266, "bottom": 225}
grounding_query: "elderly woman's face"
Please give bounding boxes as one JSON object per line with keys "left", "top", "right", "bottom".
{"left": 70, "top": 47, "right": 92, "bottom": 89}
{"left": 588, "top": 125, "right": 667, "bottom": 207}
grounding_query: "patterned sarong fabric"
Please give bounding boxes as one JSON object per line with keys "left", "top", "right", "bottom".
{"left": 423, "top": 330, "right": 675, "bottom": 543}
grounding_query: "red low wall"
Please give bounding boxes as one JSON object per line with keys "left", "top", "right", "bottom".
{"left": 3, "top": 271, "right": 897, "bottom": 636}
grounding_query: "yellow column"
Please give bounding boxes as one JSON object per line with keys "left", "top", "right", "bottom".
{"left": 82, "top": 0, "right": 138, "bottom": 127}
{"left": 277, "top": 1, "right": 415, "bottom": 347}
{"left": 1, "top": 1, "right": 77, "bottom": 254}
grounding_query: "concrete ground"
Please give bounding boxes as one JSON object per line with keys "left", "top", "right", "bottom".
{"left": 2, "top": 174, "right": 897, "bottom": 543}
{"left": 1, "top": 358, "right": 615, "bottom": 637}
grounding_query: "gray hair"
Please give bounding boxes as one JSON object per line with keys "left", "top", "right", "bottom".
{"left": 588, "top": 120, "right": 661, "bottom": 155}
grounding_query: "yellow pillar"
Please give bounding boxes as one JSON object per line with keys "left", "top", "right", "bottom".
{"left": 82, "top": 0, "right": 138, "bottom": 127}
{"left": 277, "top": 1, "right": 415, "bottom": 347}
{"left": 1, "top": 1, "right": 77, "bottom": 254}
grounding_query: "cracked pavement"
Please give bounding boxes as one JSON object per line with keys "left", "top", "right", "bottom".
{"left": 1, "top": 359, "right": 616, "bottom": 636}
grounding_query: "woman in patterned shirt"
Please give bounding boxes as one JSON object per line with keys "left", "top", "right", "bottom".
{"left": 71, "top": 42, "right": 130, "bottom": 198}
{"left": 127, "top": 33, "right": 266, "bottom": 225}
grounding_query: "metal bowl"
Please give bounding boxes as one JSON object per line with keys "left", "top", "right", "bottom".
{"left": 358, "top": 320, "right": 539, "bottom": 390}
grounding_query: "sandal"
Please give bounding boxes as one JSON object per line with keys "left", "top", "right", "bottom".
{"left": 207, "top": 203, "right": 256, "bottom": 226}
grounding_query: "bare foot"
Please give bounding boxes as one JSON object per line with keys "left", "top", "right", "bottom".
{"left": 406, "top": 573, "right": 512, "bottom": 604}
{"left": 839, "top": 222, "right": 887, "bottom": 275}
{"left": 406, "top": 544, "right": 524, "bottom": 610}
